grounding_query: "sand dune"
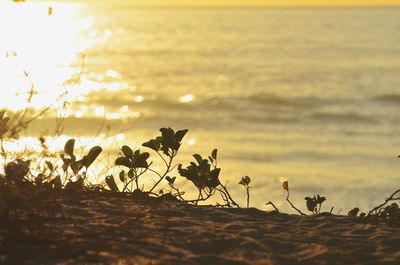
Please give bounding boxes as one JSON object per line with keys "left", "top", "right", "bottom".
{"left": 0, "top": 192, "right": 399, "bottom": 264}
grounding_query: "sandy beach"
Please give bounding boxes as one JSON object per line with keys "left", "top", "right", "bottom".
{"left": 0, "top": 191, "right": 398, "bottom": 265}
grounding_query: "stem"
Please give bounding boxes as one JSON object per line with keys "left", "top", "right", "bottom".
{"left": 220, "top": 183, "right": 239, "bottom": 208}
{"left": 367, "top": 189, "right": 400, "bottom": 217}
{"left": 265, "top": 201, "right": 279, "bottom": 212}
{"left": 246, "top": 186, "right": 250, "bottom": 208}
{"left": 286, "top": 190, "right": 307, "bottom": 216}
{"left": 148, "top": 156, "right": 173, "bottom": 193}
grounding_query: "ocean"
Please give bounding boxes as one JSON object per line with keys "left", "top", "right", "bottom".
{"left": 0, "top": 2, "right": 400, "bottom": 211}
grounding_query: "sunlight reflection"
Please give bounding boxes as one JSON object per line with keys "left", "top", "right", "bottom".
{"left": 187, "top": 138, "right": 196, "bottom": 146}
{"left": 179, "top": 94, "right": 195, "bottom": 103}
{"left": 0, "top": 2, "right": 127, "bottom": 115}
{"left": 134, "top": 96, "right": 144, "bottom": 103}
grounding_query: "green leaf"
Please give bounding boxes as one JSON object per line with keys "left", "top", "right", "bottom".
{"left": 121, "top": 145, "right": 134, "bottom": 158}
{"left": 106, "top": 175, "right": 119, "bottom": 192}
{"left": 115, "top": 157, "right": 131, "bottom": 168}
{"left": 211, "top": 149, "right": 218, "bottom": 160}
{"left": 64, "top": 139, "right": 75, "bottom": 157}
{"left": 84, "top": 146, "right": 102, "bottom": 168}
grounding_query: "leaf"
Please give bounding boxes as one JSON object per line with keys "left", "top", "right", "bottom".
{"left": 0, "top": 110, "right": 5, "bottom": 120}
{"left": 348, "top": 208, "right": 359, "bottom": 217}
{"left": 115, "top": 157, "right": 131, "bottom": 168}
{"left": 64, "top": 139, "right": 75, "bottom": 157}
{"left": 142, "top": 138, "right": 161, "bottom": 152}
{"left": 119, "top": 170, "right": 125, "bottom": 182}
{"left": 128, "top": 168, "right": 134, "bottom": 179}
{"left": 45, "top": 161, "right": 54, "bottom": 172}
{"left": 305, "top": 197, "right": 317, "bottom": 212}
{"left": 121, "top": 145, "right": 133, "bottom": 158}
{"left": 211, "top": 149, "right": 218, "bottom": 160}
{"left": 193, "top": 154, "right": 203, "bottom": 165}
{"left": 239, "top": 176, "right": 251, "bottom": 186}
{"left": 208, "top": 168, "right": 221, "bottom": 188}
{"left": 316, "top": 195, "right": 326, "bottom": 205}
{"left": 71, "top": 159, "right": 84, "bottom": 175}
{"left": 165, "top": 176, "right": 176, "bottom": 185}
{"left": 174, "top": 129, "right": 189, "bottom": 142}
{"left": 84, "top": 146, "right": 102, "bottom": 168}
{"left": 105, "top": 175, "right": 119, "bottom": 192}
{"left": 51, "top": 175, "right": 62, "bottom": 190}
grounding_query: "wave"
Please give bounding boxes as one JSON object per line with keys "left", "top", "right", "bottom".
{"left": 372, "top": 94, "right": 400, "bottom": 104}
{"left": 310, "top": 111, "right": 375, "bottom": 123}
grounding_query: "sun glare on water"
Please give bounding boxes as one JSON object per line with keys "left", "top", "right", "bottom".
{"left": 0, "top": 2, "right": 125, "bottom": 113}
{"left": 0, "top": 1, "right": 130, "bottom": 149}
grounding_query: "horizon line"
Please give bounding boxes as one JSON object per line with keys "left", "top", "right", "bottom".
{"left": 20, "top": 1, "right": 400, "bottom": 8}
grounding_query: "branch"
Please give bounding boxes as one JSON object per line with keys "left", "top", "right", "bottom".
{"left": 265, "top": 201, "right": 279, "bottom": 212}
{"left": 286, "top": 190, "right": 307, "bottom": 216}
{"left": 367, "top": 189, "right": 400, "bottom": 217}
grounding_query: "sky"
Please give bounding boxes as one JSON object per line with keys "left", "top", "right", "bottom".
{"left": 26, "top": 0, "right": 400, "bottom": 7}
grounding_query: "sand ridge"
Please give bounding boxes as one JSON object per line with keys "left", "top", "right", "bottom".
{"left": 0, "top": 192, "right": 399, "bottom": 264}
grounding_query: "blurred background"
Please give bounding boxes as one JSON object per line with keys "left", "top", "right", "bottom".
{"left": 0, "top": 0, "right": 400, "bottom": 211}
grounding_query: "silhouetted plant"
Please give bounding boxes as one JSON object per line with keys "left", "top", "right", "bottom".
{"left": 178, "top": 149, "right": 239, "bottom": 207}
{"left": 282, "top": 180, "right": 307, "bottom": 215}
{"left": 143, "top": 127, "right": 188, "bottom": 193}
{"left": 239, "top": 176, "right": 251, "bottom": 208}
{"left": 0, "top": 107, "right": 48, "bottom": 164}
{"left": 305, "top": 195, "right": 326, "bottom": 214}
{"left": 60, "top": 138, "right": 102, "bottom": 190}
{"left": 115, "top": 146, "right": 151, "bottom": 192}
{"left": 366, "top": 189, "right": 400, "bottom": 224}
{"left": 347, "top": 207, "right": 360, "bottom": 217}
{"left": 105, "top": 127, "right": 187, "bottom": 194}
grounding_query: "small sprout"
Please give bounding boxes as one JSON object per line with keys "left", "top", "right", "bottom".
{"left": 283, "top": 180, "right": 289, "bottom": 191}
{"left": 45, "top": 161, "right": 54, "bottom": 172}
{"left": 379, "top": 203, "right": 400, "bottom": 222}
{"left": 64, "top": 138, "right": 75, "bottom": 158}
{"left": 305, "top": 195, "right": 326, "bottom": 214}
{"left": 165, "top": 176, "right": 176, "bottom": 185}
{"left": 105, "top": 175, "right": 119, "bottom": 192}
{"left": 178, "top": 149, "right": 238, "bottom": 207}
{"left": 282, "top": 180, "right": 306, "bottom": 216}
{"left": 60, "top": 139, "right": 103, "bottom": 187}
{"left": 239, "top": 176, "right": 251, "bottom": 187}
{"left": 115, "top": 146, "right": 150, "bottom": 192}
{"left": 142, "top": 127, "right": 188, "bottom": 158}
{"left": 239, "top": 176, "right": 251, "bottom": 208}
{"left": 348, "top": 207, "right": 360, "bottom": 217}
{"left": 83, "top": 146, "right": 102, "bottom": 168}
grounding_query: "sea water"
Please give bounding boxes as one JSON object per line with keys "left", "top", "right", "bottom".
{"left": 0, "top": 3, "right": 399, "bottom": 211}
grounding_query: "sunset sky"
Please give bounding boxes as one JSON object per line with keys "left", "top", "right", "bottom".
{"left": 29, "top": 0, "right": 400, "bottom": 7}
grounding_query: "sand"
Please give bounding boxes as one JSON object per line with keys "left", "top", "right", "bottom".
{"left": 0, "top": 191, "right": 399, "bottom": 265}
